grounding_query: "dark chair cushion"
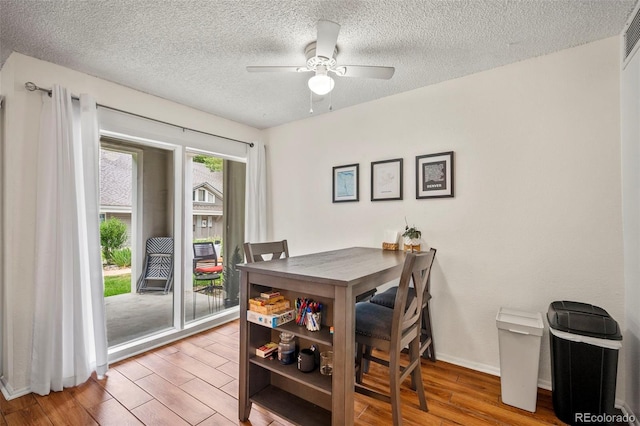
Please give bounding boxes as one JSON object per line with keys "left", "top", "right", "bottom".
{"left": 355, "top": 302, "right": 394, "bottom": 341}
{"left": 369, "top": 286, "right": 417, "bottom": 309}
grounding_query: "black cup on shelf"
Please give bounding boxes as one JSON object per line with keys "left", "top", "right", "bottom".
{"left": 297, "top": 348, "right": 316, "bottom": 373}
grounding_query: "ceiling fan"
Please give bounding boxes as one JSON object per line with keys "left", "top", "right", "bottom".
{"left": 247, "top": 20, "right": 395, "bottom": 99}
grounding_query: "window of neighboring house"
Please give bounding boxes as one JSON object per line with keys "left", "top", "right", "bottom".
{"left": 208, "top": 216, "right": 212, "bottom": 228}
{"left": 193, "top": 188, "right": 215, "bottom": 203}
{"left": 99, "top": 213, "right": 106, "bottom": 223}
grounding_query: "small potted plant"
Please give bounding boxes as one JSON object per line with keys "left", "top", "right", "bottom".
{"left": 402, "top": 221, "right": 422, "bottom": 252}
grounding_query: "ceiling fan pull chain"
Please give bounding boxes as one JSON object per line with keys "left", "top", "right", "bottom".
{"left": 309, "top": 89, "right": 313, "bottom": 114}
{"left": 329, "top": 90, "right": 333, "bottom": 112}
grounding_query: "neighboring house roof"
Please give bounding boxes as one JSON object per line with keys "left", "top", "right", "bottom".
{"left": 100, "top": 150, "right": 132, "bottom": 207}
{"left": 192, "top": 162, "right": 223, "bottom": 192}
{"left": 100, "top": 150, "right": 223, "bottom": 210}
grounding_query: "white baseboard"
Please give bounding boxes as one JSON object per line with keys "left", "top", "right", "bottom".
{"left": 621, "top": 403, "right": 639, "bottom": 426}
{"left": 435, "top": 353, "right": 500, "bottom": 377}
{"left": 537, "top": 378, "right": 552, "bottom": 391}
{"left": 1, "top": 376, "right": 31, "bottom": 401}
{"left": 436, "top": 352, "right": 555, "bottom": 389}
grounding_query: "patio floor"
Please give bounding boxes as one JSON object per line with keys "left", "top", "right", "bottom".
{"left": 105, "top": 290, "right": 228, "bottom": 347}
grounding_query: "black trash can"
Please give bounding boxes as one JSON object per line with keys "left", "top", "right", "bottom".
{"left": 547, "top": 301, "right": 622, "bottom": 425}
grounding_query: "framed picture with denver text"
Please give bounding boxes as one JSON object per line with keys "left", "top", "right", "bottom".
{"left": 333, "top": 163, "right": 359, "bottom": 203}
{"left": 416, "top": 151, "right": 454, "bottom": 199}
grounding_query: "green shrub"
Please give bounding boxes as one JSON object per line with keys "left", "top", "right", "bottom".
{"left": 112, "top": 247, "right": 132, "bottom": 267}
{"left": 100, "top": 218, "right": 127, "bottom": 264}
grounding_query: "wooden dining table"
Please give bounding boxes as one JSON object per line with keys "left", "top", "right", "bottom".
{"left": 238, "top": 247, "right": 406, "bottom": 426}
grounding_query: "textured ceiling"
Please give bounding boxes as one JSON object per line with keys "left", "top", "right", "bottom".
{"left": 0, "top": 0, "right": 636, "bottom": 129}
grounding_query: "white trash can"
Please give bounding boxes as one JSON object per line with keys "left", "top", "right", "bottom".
{"left": 496, "top": 307, "right": 544, "bottom": 412}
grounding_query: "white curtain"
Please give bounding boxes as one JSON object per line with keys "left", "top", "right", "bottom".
{"left": 30, "top": 85, "right": 108, "bottom": 395}
{"left": 245, "top": 141, "right": 267, "bottom": 243}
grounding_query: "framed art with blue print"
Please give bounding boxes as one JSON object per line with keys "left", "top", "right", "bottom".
{"left": 333, "top": 163, "right": 359, "bottom": 203}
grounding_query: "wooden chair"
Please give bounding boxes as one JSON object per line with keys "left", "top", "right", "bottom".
{"left": 243, "top": 240, "right": 290, "bottom": 263}
{"left": 354, "top": 249, "right": 436, "bottom": 426}
{"left": 243, "top": 240, "right": 376, "bottom": 302}
{"left": 369, "top": 247, "right": 437, "bottom": 361}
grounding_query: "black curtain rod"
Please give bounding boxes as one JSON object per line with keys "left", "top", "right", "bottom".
{"left": 24, "top": 82, "right": 254, "bottom": 148}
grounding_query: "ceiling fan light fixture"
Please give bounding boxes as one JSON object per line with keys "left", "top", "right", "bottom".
{"left": 308, "top": 73, "right": 335, "bottom": 95}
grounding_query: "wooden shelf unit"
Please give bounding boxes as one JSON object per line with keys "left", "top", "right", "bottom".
{"left": 243, "top": 283, "right": 335, "bottom": 425}
{"left": 238, "top": 247, "right": 407, "bottom": 426}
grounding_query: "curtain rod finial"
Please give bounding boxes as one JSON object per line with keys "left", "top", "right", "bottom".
{"left": 25, "top": 82, "right": 38, "bottom": 91}
{"left": 250, "top": 142, "right": 255, "bottom": 148}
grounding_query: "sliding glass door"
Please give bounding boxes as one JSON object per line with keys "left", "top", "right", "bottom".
{"left": 97, "top": 107, "right": 249, "bottom": 362}
{"left": 185, "top": 152, "right": 245, "bottom": 323}
{"left": 101, "top": 139, "right": 176, "bottom": 347}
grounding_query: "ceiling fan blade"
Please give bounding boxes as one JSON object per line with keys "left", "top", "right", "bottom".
{"left": 316, "top": 20, "right": 340, "bottom": 59}
{"left": 335, "top": 65, "right": 395, "bottom": 79}
{"left": 246, "top": 66, "right": 310, "bottom": 73}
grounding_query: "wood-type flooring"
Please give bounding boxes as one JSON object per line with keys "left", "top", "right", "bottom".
{"left": 0, "top": 320, "right": 568, "bottom": 425}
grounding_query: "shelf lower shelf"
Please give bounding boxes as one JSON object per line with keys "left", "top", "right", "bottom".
{"left": 250, "top": 355, "right": 331, "bottom": 395}
{"left": 251, "top": 385, "right": 331, "bottom": 426}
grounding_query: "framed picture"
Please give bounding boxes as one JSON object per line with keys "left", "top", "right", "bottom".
{"left": 416, "top": 151, "right": 454, "bottom": 199}
{"left": 332, "top": 163, "right": 359, "bottom": 203}
{"left": 371, "top": 158, "right": 403, "bottom": 201}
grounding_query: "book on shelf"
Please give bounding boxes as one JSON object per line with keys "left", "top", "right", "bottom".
{"left": 249, "top": 295, "right": 285, "bottom": 306}
{"left": 260, "top": 290, "right": 281, "bottom": 299}
{"left": 249, "top": 299, "right": 291, "bottom": 314}
{"left": 255, "top": 342, "right": 278, "bottom": 358}
{"left": 247, "top": 309, "right": 295, "bottom": 328}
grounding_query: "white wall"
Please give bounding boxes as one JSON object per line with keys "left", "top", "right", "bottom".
{"left": 266, "top": 37, "right": 626, "bottom": 393}
{"left": 621, "top": 21, "right": 640, "bottom": 421}
{"left": 0, "top": 53, "right": 261, "bottom": 395}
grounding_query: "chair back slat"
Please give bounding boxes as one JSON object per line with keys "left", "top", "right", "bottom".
{"left": 395, "top": 249, "right": 436, "bottom": 336}
{"left": 244, "top": 240, "right": 289, "bottom": 263}
{"left": 146, "top": 237, "right": 173, "bottom": 254}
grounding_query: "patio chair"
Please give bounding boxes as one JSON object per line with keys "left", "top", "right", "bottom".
{"left": 136, "top": 237, "right": 174, "bottom": 294}
{"left": 192, "top": 242, "right": 224, "bottom": 316}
